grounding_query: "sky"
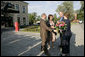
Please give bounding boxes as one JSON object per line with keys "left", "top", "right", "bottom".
{"left": 24, "top": 1, "right": 81, "bottom": 17}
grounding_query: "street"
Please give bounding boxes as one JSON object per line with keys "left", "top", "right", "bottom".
{"left": 1, "top": 23, "right": 84, "bottom": 56}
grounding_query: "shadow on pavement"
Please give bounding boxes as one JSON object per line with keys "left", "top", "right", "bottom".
{"left": 1, "top": 31, "right": 84, "bottom": 56}
{"left": 70, "top": 32, "right": 84, "bottom": 56}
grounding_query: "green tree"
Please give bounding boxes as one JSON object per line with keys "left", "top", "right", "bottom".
{"left": 76, "top": 1, "right": 84, "bottom": 21}
{"left": 56, "top": 1, "right": 74, "bottom": 20}
{"left": 80, "top": 1, "right": 84, "bottom": 10}
{"left": 33, "top": 12, "right": 37, "bottom": 23}
{"left": 36, "top": 15, "right": 41, "bottom": 21}
{"left": 28, "top": 12, "right": 37, "bottom": 25}
{"left": 80, "top": 1, "right": 84, "bottom": 20}
{"left": 53, "top": 13, "right": 57, "bottom": 24}
{"left": 56, "top": 5, "right": 65, "bottom": 13}
{"left": 28, "top": 13, "right": 33, "bottom": 25}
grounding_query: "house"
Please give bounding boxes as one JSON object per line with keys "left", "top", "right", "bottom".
{"left": 1, "top": 1, "right": 29, "bottom": 27}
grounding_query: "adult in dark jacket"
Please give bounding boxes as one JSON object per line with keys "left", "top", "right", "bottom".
{"left": 46, "top": 14, "right": 57, "bottom": 48}
{"left": 61, "top": 13, "right": 72, "bottom": 56}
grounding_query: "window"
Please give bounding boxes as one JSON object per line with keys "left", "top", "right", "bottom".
{"left": 23, "top": 6, "right": 25, "bottom": 13}
{"left": 23, "top": 17, "right": 26, "bottom": 25}
{"left": 15, "top": 4, "right": 19, "bottom": 10}
{"left": 8, "top": 3, "right": 12, "bottom": 7}
{"left": 7, "top": 3, "right": 14, "bottom": 9}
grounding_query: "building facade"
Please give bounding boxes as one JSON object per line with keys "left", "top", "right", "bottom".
{"left": 1, "top": 1, "right": 29, "bottom": 27}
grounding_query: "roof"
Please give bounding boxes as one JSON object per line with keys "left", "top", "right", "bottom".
{"left": 21, "top": 1, "right": 29, "bottom": 4}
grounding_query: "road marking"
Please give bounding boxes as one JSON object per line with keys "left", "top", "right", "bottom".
{"left": 36, "top": 47, "right": 50, "bottom": 56}
{"left": 9, "top": 39, "right": 21, "bottom": 44}
{"left": 18, "top": 41, "right": 41, "bottom": 56}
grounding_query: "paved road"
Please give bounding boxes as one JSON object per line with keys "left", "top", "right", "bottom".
{"left": 1, "top": 23, "right": 84, "bottom": 56}
{"left": 70, "top": 23, "right": 84, "bottom": 56}
{"left": 80, "top": 23, "right": 84, "bottom": 30}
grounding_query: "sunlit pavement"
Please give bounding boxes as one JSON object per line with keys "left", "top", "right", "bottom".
{"left": 80, "top": 23, "right": 84, "bottom": 30}
{"left": 1, "top": 23, "right": 84, "bottom": 56}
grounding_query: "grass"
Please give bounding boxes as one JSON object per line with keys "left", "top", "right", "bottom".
{"left": 71, "top": 22, "right": 79, "bottom": 25}
{"left": 20, "top": 25, "right": 40, "bottom": 33}
{"left": 20, "top": 22, "right": 79, "bottom": 33}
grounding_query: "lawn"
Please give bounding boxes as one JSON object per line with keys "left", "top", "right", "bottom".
{"left": 21, "top": 25, "right": 40, "bottom": 33}
{"left": 71, "top": 22, "right": 79, "bottom": 25}
{"left": 20, "top": 22, "right": 79, "bottom": 33}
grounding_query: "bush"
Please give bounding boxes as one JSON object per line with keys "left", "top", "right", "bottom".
{"left": 21, "top": 25, "right": 40, "bottom": 33}
{"left": 20, "top": 25, "right": 29, "bottom": 28}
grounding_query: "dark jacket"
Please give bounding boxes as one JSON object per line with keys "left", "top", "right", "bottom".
{"left": 46, "top": 20, "right": 57, "bottom": 38}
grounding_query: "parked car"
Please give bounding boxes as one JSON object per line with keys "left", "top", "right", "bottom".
{"left": 79, "top": 20, "right": 83, "bottom": 24}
